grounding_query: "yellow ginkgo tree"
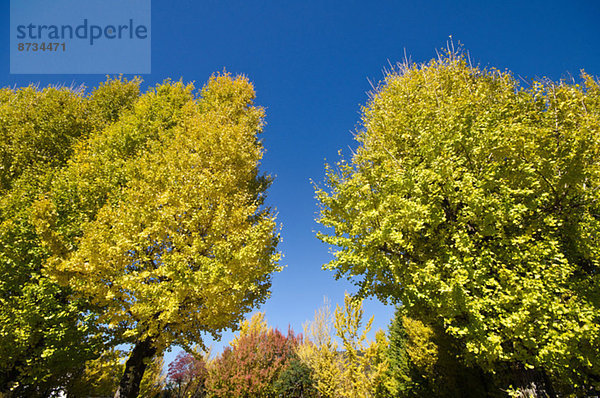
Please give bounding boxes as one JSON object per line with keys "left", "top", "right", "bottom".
{"left": 316, "top": 48, "right": 600, "bottom": 395}
{"left": 34, "top": 74, "right": 280, "bottom": 398}
{"left": 334, "top": 294, "right": 388, "bottom": 398}
{"left": 0, "top": 77, "right": 140, "bottom": 395}
{"left": 297, "top": 295, "right": 388, "bottom": 398}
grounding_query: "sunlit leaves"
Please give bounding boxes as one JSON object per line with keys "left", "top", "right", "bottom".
{"left": 297, "top": 296, "right": 388, "bottom": 398}
{"left": 0, "top": 76, "right": 141, "bottom": 394}
{"left": 316, "top": 51, "right": 600, "bottom": 392}
{"left": 206, "top": 324, "right": 302, "bottom": 397}
{"left": 37, "top": 74, "right": 280, "bottom": 355}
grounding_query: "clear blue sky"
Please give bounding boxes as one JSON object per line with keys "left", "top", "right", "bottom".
{"left": 1, "top": 0, "right": 599, "bottom": 363}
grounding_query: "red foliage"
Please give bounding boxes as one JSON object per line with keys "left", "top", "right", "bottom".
{"left": 206, "top": 327, "right": 302, "bottom": 397}
{"left": 167, "top": 351, "right": 207, "bottom": 397}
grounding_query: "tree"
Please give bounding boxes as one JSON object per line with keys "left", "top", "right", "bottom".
{"left": 33, "top": 74, "right": 280, "bottom": 397}
{"left": 166, "top": 350, "right": 208, "bottom": 398}
{"left": 384, "top": 306, "right": 490, "bottom": 398}
{"left": 383, "top": 307, "right": 412, "bottom": 397}
{"left": 66, "top": 349, "right": 165, "bottom": 397}
{"left": 139, "top": 354, "right": 167, "bottom": 398}
{"left": 296, "top": 299, "right": 342, "bottom": 397}
{"left": 0, "top": 77, "right": 140, "bottom": 395}
{"left": 230, "top": 311, "right": 269, "bottom": 348}
{"left": 66, "top": 348, "right": 125, "bottom": 397}
{"left": 297, "top": 296, "right": 388, "bottom": 398}
{"left": 273, "top": 358, "right": 318, "bottom": 398}
{"left": 384, "top": 308, "right": 439, "bottom": 398}
{"left": 205, "top": 326, "right": 302, "bottom": 397}
{"left": 333, "top": 293, "right": 388, "bottom": 398}
{"left": 315, "top": 49, "right": 600, "bottom": 396}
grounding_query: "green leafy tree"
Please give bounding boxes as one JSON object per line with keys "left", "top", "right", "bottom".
{"left": 33, "top": 74, "right": 280, "bottom": 398}
{"left": 383, "top": 308, "right": 416, "bottom": 397}
{"left": 0, "top": 77, "right": 140, "bottom": 396}
{"left": 316, "top": 49, "right": 600, "bottom": 396}
{"left": 384, "top": 306, "right": 490, "bottom": 398}
{"left": 273, "top": 358, "right": 318, "bottom": 398}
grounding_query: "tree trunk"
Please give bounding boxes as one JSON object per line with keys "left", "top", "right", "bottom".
{"left": 114, "top": 337, "right": 157, "bottom": 398}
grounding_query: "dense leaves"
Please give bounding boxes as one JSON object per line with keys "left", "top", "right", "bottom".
{"left": 38, "top": 75, "right": 280, "bottom": 353}
{"left": 296, "top": 300, "right": 342, "bottom": 397}
{"left": 384, "top": 306, "right": 490, "bottom": 398}
{"left": 272, "top": 358, "right": 317, "bottom": 398}
{"left": 316, "top": 51, "right": 600, "bottom": 395}
{"left": 1, "top": 73, "right": 280, "bottom": 396}
{"left": 0, "top": 77, "right": 140, "bottom": 395}
{"left": 37, "top": 74, "right": 280, "bottom": 397}
{"left": 206, "top": 326, "right": 302, "bottom": 397}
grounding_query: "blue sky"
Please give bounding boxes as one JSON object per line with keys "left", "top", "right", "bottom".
{"left": 1, "top": 0, "right": 599, "bottom": 362}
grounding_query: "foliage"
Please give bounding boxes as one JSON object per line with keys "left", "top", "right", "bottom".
{"left": 66, "top": 348, "right": 125, "bottom": 397}
{"left": 86, "top": 75, "right": 142, "bottom": 130}
{"left": 66, "top": 348, "right": 165, "bottom": 398}
{"left": 384, "top": 308, "right": 413, "bottom": 397}
{"left": 334, "top": 293, "right": 388, "bottom": 398}
{"left": 297, "top": 296, "right": 388, "bottom": 398}
{"left": 39, "top": 73, "right": 280, "bottom": 349}
{"left": 272, "top": 358, "right": 318, "bottom": 398}
{"left": 139, "top": 354, "right": 167, "bottom": 398}
{"left": 0, "top": 77, "right": 140, "bottom": 395}
{"left": 296, "top": 299, "right": 342, "bottom": 397}
{"left": 205, "top": 326, "right": 301, "bottom": 397}
{"left": 383, "top": 307, "right": 474, "bottom": 398}
{"left": 230, "top": 311, "right": 269, "bottom": 348}
{"left": 315, "top": 48, "right": 600, "bottom": 395}
{"left": 31, "top": 73, "right": 280, "bottom": 395}
{"left": 166, "top": 351, "right": 208, "bottom": 398}
{"left": 372, "top": 329, "right": 393, "bottom": 398}
{"left": 402, "top": 316, "right": 438, "bottom": 379}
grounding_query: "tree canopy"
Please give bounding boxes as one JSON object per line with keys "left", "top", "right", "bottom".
{"left": 316, "top": 51, "right": 600, "bottom": 394}
{"left": 0, "top": 77, "right": 140, "bottom": 395}
{"left": 0, "top": 73, "right": 280, "bottom": 397}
